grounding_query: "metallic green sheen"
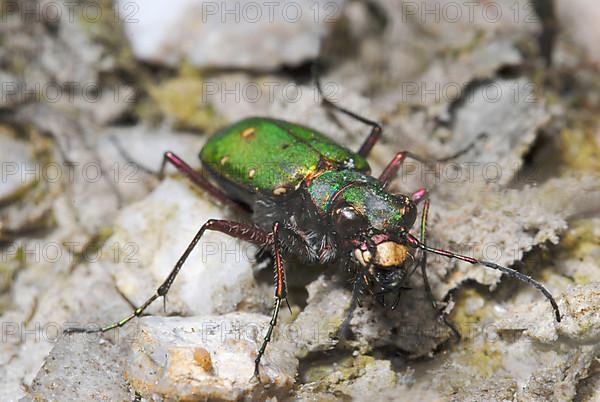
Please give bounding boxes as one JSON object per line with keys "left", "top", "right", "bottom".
{"left": 340, "top": 183, "right": 412, "bottom": 232}
{"left": 307, "top": 170, "right": 375, "bottom": 211}
{"left": 200, "top": 117, "right": 370, "bottom": 196}
{"left": 307, "top": 170, "right": 414, "bottom": 232}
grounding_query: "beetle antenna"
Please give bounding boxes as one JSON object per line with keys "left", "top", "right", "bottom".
{"left": 404, "top": 233, "right": 562, "bottom": 322}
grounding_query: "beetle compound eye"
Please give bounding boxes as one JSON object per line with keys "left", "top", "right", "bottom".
{"left": 333, "top": 205, "right": 368, "bottom": 236}
{"left": 336, "top": 206, "right": 358, "bottom": 221}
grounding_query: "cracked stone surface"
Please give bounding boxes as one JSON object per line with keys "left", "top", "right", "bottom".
{"left": 103, "top": 177, "right": 261, "bottom": 318}
{"left": 125, "top": 314, "right": 298, "bottom": 401}
{"left": 1, "top": 1, "right": 599, "bottom": 401}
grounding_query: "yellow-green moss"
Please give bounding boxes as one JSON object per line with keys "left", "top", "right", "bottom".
{"left": 438, "top": 30, "right": 486, "bottom": 60}
{"left": 0, "top": 126, "right": 46, "bottom": 205}
{"left": 558, "top": 219, "right": 600, "bottom": 284}
{"left": 137, "top": 63, "right": 224, "bottom": 133}
{"left": 76, "top": 0, "right": 137, "bottom": 70}
{"left": 560, "top": 128, "right": 600, "bottom": 174}
{"left": 449, "top": 288, "right": 492, "bottom": 340}
{"left": 304, "top": 355, "right": 377, "bottom": 388}
{"left": 455, "top": 343, "right": 503, "bottom": 378}
{"left": 68, "top": 226, "right": 115, "bottom": 266}
{"left": 0, "top": 263, "right": 13, "bottom": 289}
{"left": 560, "top": 220, "right": 599, "bottom": 260}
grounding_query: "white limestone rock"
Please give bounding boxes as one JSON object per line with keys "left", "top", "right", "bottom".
{"left": 117, "top": 0, "right": 344, "bottom": 69}
{"left": 125, "top": 314, "right": 298, "bottom": 400}
{"left": 102, "top": 177, "right": 260, "bottom": 318}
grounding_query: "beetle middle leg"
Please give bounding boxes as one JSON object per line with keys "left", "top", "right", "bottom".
{"left": 379, "top": 151, "right": 434, "bottom": 189}
{"left": 378, "top": 150, "right": 468, "bottom": 189}
{"left": 378, "top": 134, "right": 489, "bottom": 189}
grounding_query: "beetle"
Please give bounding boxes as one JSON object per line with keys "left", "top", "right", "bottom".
{"left": 66, "top": 75, "right": 562, "bottom": 380}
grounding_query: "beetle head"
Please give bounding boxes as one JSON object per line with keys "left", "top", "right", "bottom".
{"left": 328, "top": 182, "right": 418, "bottom": 293}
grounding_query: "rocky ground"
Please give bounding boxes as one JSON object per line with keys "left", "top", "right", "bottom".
{"left": 1, "top": 0, "right": 599, "bottom": 401}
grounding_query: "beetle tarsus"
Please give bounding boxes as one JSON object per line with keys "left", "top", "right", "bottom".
{"left": 313, "top": 60, "right": 384, "bottom": 158}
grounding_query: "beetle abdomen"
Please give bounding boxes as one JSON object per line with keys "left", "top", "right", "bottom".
{"left": 200, "top": 117, "right": 369, "bottom": 202}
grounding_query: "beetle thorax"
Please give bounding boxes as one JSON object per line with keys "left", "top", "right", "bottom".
{"left": 306, "top": 170, "right": 417, "bottom": 234}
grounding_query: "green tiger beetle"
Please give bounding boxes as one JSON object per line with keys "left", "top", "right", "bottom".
{"left": 66, "top": 71, "right": 561, "bottom": 380}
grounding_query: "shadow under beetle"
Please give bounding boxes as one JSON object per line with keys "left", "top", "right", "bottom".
{"left": 66, "top": 72, "right": 562, "bottom": 381}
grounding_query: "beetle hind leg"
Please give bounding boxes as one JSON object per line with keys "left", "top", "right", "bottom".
{"left": 312, "top": 62, "right": 383, "bottom": 158}
{"left": 160, "top": 151, "right": 250, "bottom": 214}
{"left": 109, "top": 136, "right": 250, "bottom": 214}
{"left": 64, "top": 219, "right": 270, "bottom": 334}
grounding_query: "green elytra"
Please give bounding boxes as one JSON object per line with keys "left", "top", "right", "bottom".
{"left": 200, "top": 117, "right": 414, "bottom": 232}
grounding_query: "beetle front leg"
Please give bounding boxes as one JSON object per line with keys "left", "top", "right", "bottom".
{"left": 254, "top": 222, "right": 287, "bottom": 380}
{"left": 65, "top": 219, "right": 269, "bottom": 334}
{"left": 418, "top": 199, "right": 461, "bottom": 339}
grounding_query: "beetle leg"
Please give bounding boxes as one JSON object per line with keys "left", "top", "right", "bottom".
{"left": 379, "top": 151, "right": 439, "bottom": 189}
{"left": 378, "top": 133, "right": 488, "bottom": 189}
{"left": 254, "top": 222, "right": 287, "bottom": 380}
{"left": 405, "top": 232, "right": 562, "bottom": 322}
{"left": 64, "top": 219, "right": 269, "bottom": 334}
{"left": 357, "top": 124, "right": 383, "bottom": 158}
{"left": 110, "top": 139, "right": 249, "bottom": 214}
{"left": 161, "top": 151, "right": 250, "bottom": 214}
{"left": 390, "top": 262, "right": 420, "bottom": 310}
{"left": 418, "top": 200, "right": 461, "bottom": 339}
{"left": 435, "top": 132, "right": 488, "bottom": 162}
{"left": 313, "top": 62, "right": 383, "bottom": 158}
{"left": 411, "top": 187, "right": 428, "bottom": 204}
{"left": 379, "top": 151, "right": 407, "bottom": 187}
{"left": 334, "top": 271, "right": 366, "bottom": 341}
